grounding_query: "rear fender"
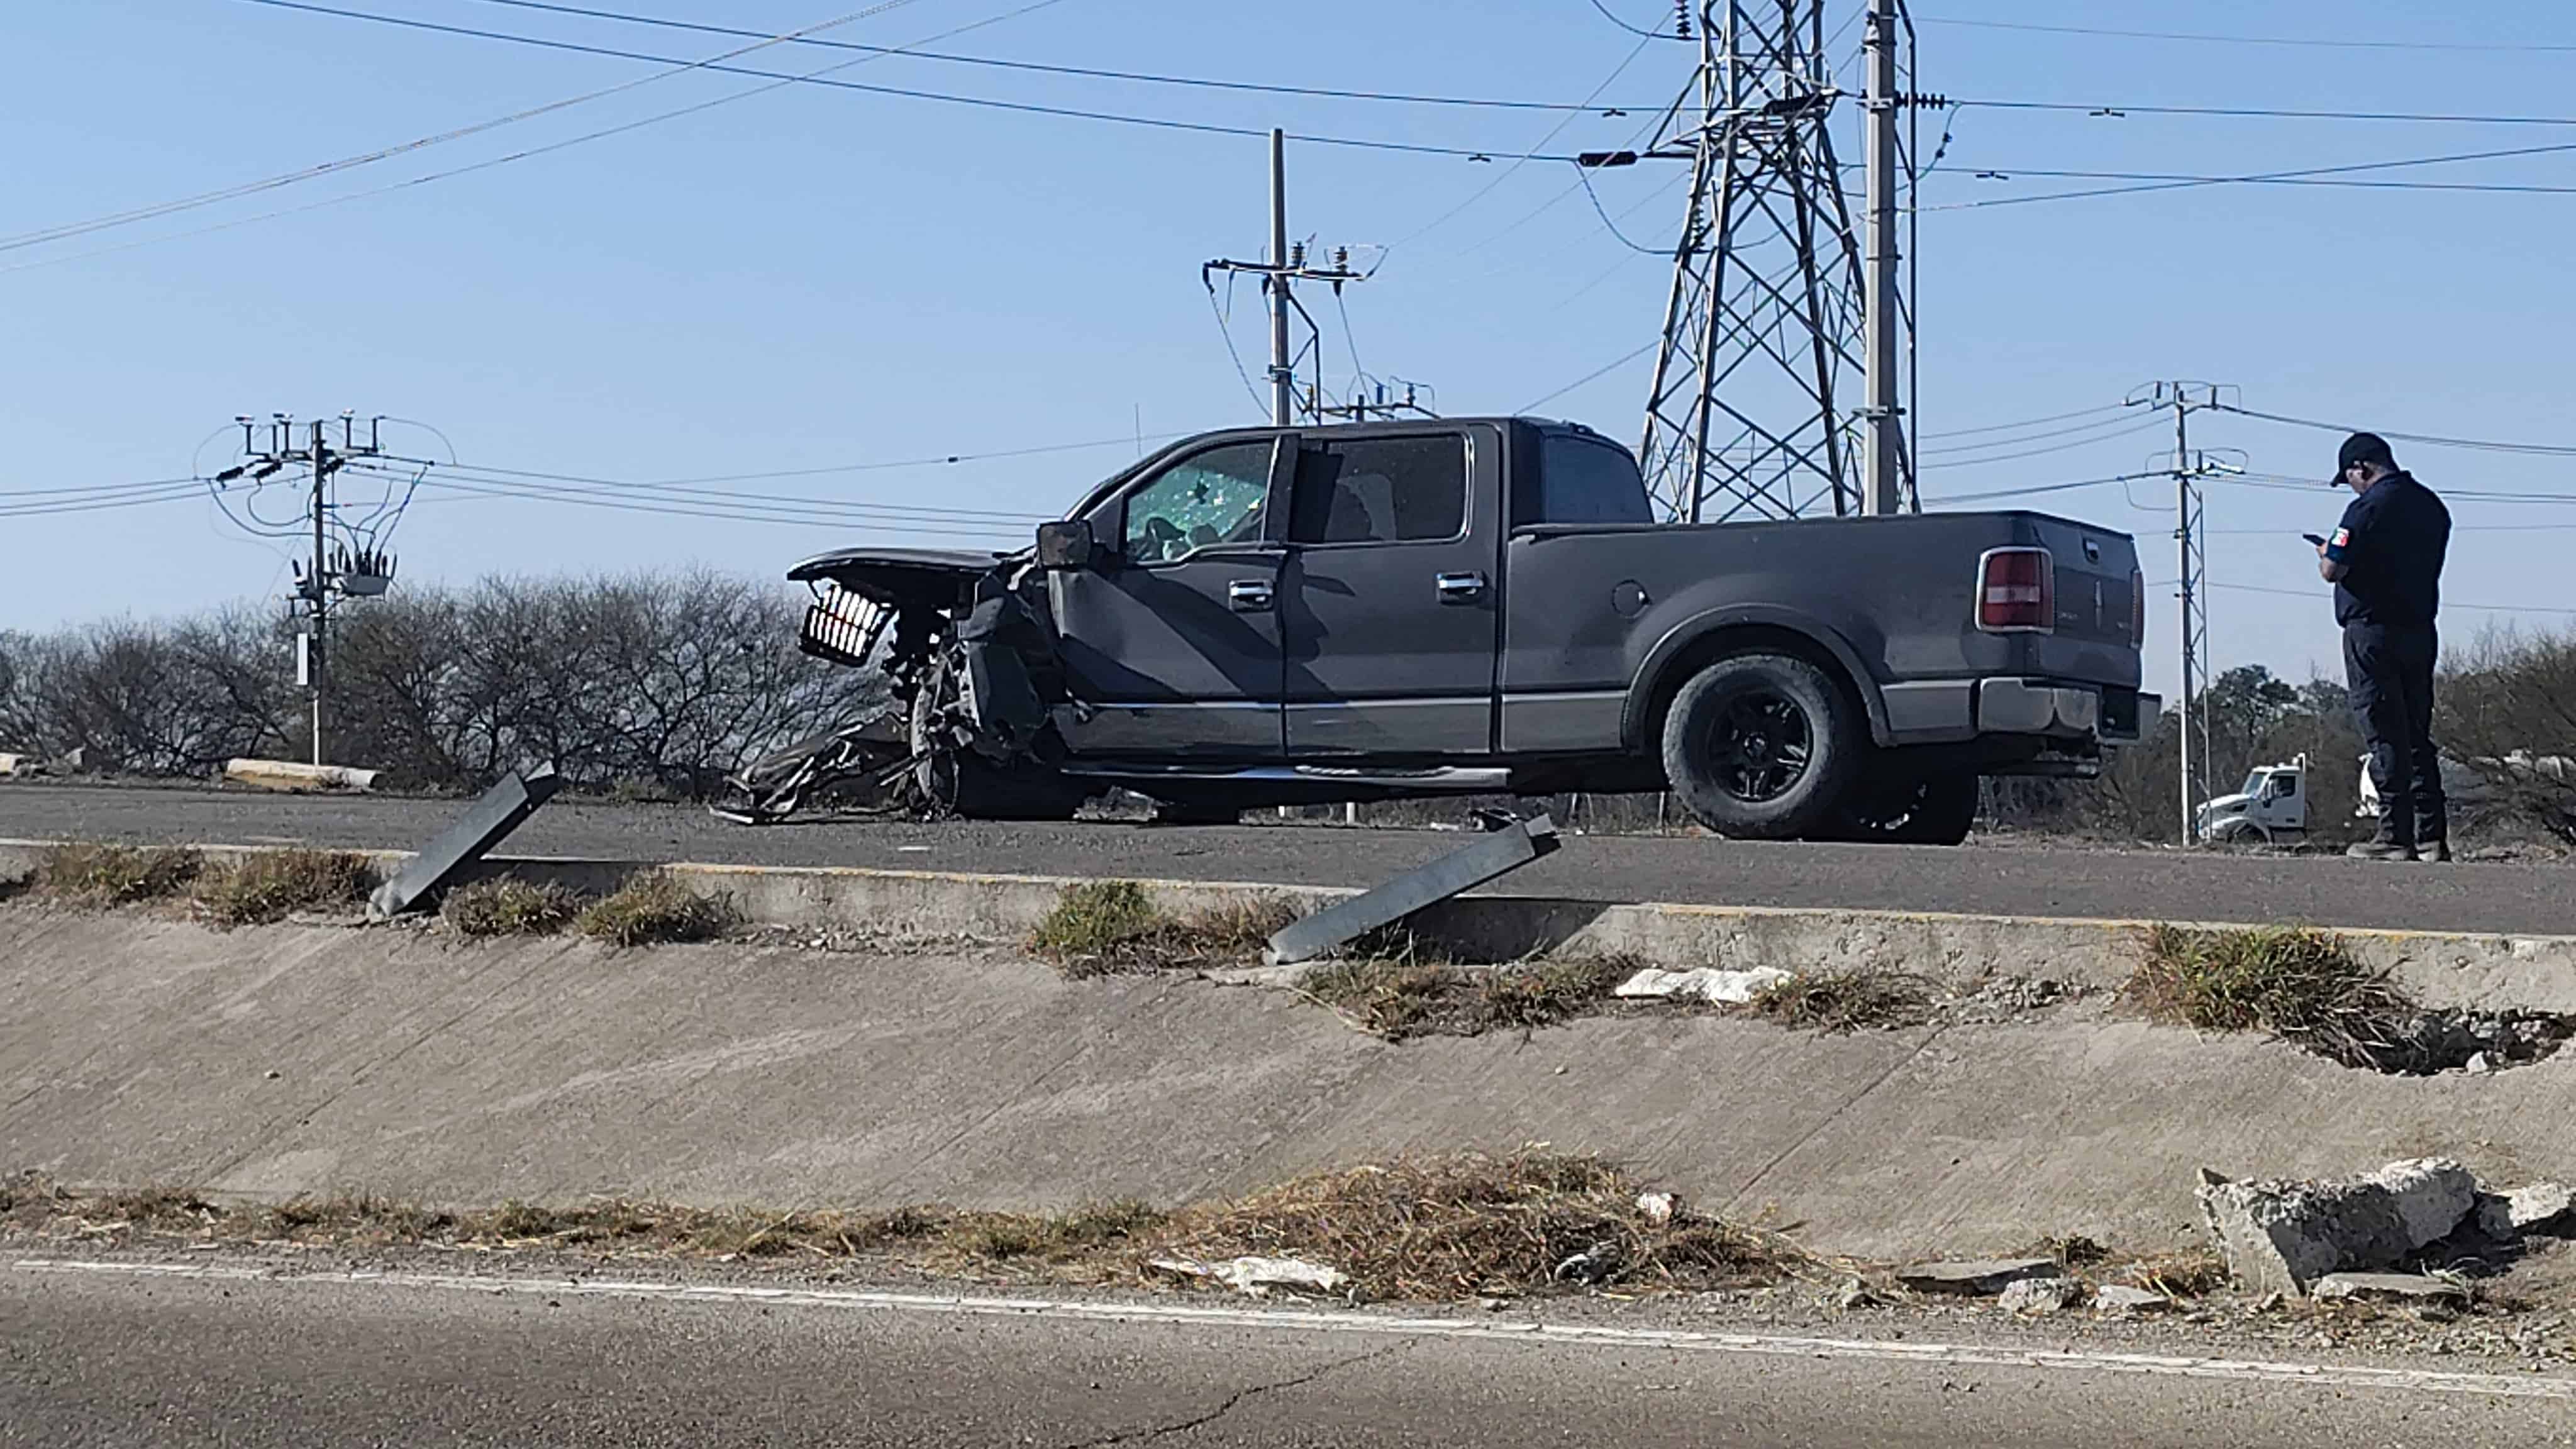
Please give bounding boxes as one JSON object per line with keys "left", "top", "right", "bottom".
{"left": 1623, "top": 607, "right": 1892, "bottom": 752}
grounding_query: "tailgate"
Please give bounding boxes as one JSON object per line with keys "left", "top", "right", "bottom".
{"left": 2023, "top": 516, "right": 2143, "bottom": 688}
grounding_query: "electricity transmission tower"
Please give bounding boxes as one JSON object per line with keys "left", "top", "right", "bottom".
{"left": 1591, "top": 0, "right": 1925, "bottom": 522}
{"left": 2129, "top": 381, "right": 2240, "bottom": 843}
{"left": 212, "top": 413, "right": 401, "bottom": 766}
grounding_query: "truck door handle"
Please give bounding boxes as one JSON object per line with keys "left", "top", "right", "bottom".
{"left": 1228, "top": 579, "right": 1274, "bottom": 613}
{"left": 1435, "top": 571, "right": 1487, "bottom": 603}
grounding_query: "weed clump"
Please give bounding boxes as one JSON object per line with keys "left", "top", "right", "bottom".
{"left": 1745, "top": 970, "right": 1936, "bottom": 1033}
{"left": 2128, "top": 926, "right": 2414, "bottom": 1069}
{"left": 30, "top": 843, "right": 202, "bottom": 908}
{"left": 1029, "top": 881, "right": 1297, "bottom": 977}
{"left": 441, "top": 877, "right": 586, "bottom": 937}
{"left": 575, "top": 872, "right": 738, "bottom": 947}
{"left": 192, "top": 850, "right": 374, "bottom": 926}
{"left": 1297, "top": 952, "right": 1630, "bottom": 1041}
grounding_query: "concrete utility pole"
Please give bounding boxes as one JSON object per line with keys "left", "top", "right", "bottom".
{"left": 1269, "top": 128, "right": 1294, "bottom": 427}
{"left": 1860, "top": 0, "right": 1903, "bottom": 516}
{"left": 2129, "top": 381, "right": 2235, "bottom": 843}
{"left": 308, "top": 419, "right": 331, "bottom": 766}
{"left": 1204, "top": 131, "right": 1368, "bottom": 429}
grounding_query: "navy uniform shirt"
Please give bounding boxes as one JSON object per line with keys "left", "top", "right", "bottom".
{"left": 2324, "top": 471, "right": 2450, "bottom": 630}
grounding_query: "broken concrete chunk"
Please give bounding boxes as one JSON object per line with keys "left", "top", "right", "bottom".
{"left": 2311, "top": 1272, "right": 2470, "bottom": 1304}
{"left": 1996, "top": 1277, "right": 2084, "bottom": 1315}
{"left": 2506, "top": 1182, "right": 2575, "bottom": 1233}
{"left": 2092, "top": 1284, "right": 2171, "bottom": 1314}
{"left": 223, "top": 757, "right": 381, "bottom": 793}
{"left": 1896, "top": 1258, "right": 2062, "bottom": 1296}
{"left": 1148, "top": 1255, "right": 1348, "bottom": 1298}
{"left": 1613, "top": 965, "right": 1792, "bottom": 1005}
{"left": 2195, "top": 1159, "right": 2477, "bottom": 1297}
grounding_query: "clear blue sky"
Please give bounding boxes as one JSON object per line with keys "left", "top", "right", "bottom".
{"left": 9, "top": 0, "right": 2576, "bottom": 701}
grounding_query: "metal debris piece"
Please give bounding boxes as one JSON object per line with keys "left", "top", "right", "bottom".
{"left": 1148, "top": 1256, "right": 1348, "bottom": 1297}
{"left": 1894, "top": 1258, "right": 2062, "bottom": 1297}
{"left": 366, "top": 765, "right": 562, "bottom": 921}
{"left": 1262, "top": 814, "right": 1561, "bottom": 967}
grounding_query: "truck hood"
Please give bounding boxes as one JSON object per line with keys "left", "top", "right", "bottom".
{"left": 787, "top": 547, "right": 1008, "bottom": 606}
{"left": 2195, "top": 791, "right": 2252, "bottom": 822}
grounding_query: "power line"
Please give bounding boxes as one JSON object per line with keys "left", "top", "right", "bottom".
{"left": 8, "top": 0, "right": 1074, "bottom": 274}
{"left": 231, "top": 0, "right": 1560, "bottom": 163}
{"left": 1919, "top": 472, "right": 2157, "bottom": 506}
{"left": 1919, "top": 402, "right": 2128, "bottom": 440}
{"left": 1580, "top": 0, "right": 1677, "bottom": 42}
{"left": 0, "top": 0, "right": 928, "bottom": 255}
{"left": 408, "top": 475, "right": 1030, "bottom": 540}
{"left": 379, "top": 460, "right": 1053, "bottom": 524}
{"left": 1913, "top": 14, "right": 2576, "bottom": 53}
{"left": 1516, "top": 336, "right": 1658, "bottom": 415}
{"left": 1916, "top": 414, "right": 2169, "bottom": 469}
{"left": 1957, "top": 96, "right": 2576, "bottom": 130}
{"left": 457, "top": 0, "right": 1660, "bottom": 113}
{"left": 1929, "top": 138, "right": 2576, "bottom": 211}
{"left": 2216, "top": 404, "right": 2576, "bottom": 459}
{"left": 1919, "top": 409, "right": 2170, "bottom": 457}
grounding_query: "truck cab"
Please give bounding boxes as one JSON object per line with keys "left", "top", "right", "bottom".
{"left": 2197, "top": 755, "right": 2310, "bottom": 845}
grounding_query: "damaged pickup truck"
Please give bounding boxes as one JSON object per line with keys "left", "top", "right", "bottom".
{"left": 727, "top": 416, "right": 2157, "bottom": 843}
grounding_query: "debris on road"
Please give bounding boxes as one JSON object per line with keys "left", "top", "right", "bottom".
{"left": 1613, "top": 965, "right": 1791, "bottom": 1005}
{"left": 1635, "top": 1191, "right": 1679, "bottom": 1225}
{"left": 2478, "top": 1182, "right": 2575, "bottom": 1238}
{"left": 1997, "top": 1277, "right": 2085, "bottom": 1315}
{"left": 2196, "top": 1158, "right": 2478, "bottom": 1296}
{"left": 1148, "top": 1255, "right": 1349, "bottom": 1298}
{"left": 368, "top": 765, "right": 562, "bottom": 921}
{"left": 1262, "top": 814, "right": 1561, "bottom": 967}
{"left": 222, "top": 758, "right": 381, "bottom": 794}
{"left": 1894, "top": 1258, "right": 2063, "bottom": 1296}
{"left": 2091, "top": 1284, "right": 2171, "bottom": 1315}
{"left": 2311, "top": 1272, "right": 2470, "bottom": 1305}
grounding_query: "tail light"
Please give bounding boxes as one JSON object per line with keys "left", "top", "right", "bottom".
{"left": 1976, "top": 547, "right": 2054, "bottom": 633}
{"left": 2130, "top": 567, "right": 2147, "bottom": 644}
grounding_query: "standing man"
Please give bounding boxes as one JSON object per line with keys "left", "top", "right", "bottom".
{"left": 2318, "top": 431, "right": 2452, "bottom": 861}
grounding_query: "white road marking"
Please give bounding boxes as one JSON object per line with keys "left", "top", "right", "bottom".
{"left": 16, "top": 1257, "right": 2573, "bottom": 1401}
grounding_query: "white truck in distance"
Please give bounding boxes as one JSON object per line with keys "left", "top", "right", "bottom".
{"left": 2199, "top": 752, "right": 2540, "bottom": 844}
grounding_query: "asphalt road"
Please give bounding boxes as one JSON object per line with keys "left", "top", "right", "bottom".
{"left": 8, "top": 1262, "right": 2572, "bottom": 1448}
{"left": 2, "top": 780, "right": 2567, "bottom": 935}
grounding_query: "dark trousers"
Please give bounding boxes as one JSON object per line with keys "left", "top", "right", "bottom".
{"left": 2343, "top": 623, "right": 2446, "bottom": 847}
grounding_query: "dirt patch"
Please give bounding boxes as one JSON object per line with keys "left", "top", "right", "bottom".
{"left": 440, "top": 877, "right": 586, "bottom": 938}
{"left": 26, "top": 843, "right": 203, "bottom": 908}
{"left": 2128, "top": 925, "right": 2573, "bottom": 1074}
{"left": 1297, "top": 953, "right": 1635, "bottom": 1041}
{"left": 191, "top": 850, "right": 374, "bottom": 927}
{"left": 575, "top": 872, "right": 740, "bottom": 947}
{"left": 1, "top": 1151, "right": 1806, "bottom": 1303}
{"left": 1030, "top": 880, "right": 1300, "bottom": 979}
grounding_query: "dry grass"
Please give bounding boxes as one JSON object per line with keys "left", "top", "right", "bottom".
{"left": 28, "top": 843, "right": 202, "bottom": 908}
{"left": 1030, "top": 881, "right": 1299, "bottom": 978}
{"left": 1745, "top": 971, "right": 1937, "bottom": 1033}
{"left": 1297, "top": 952, "right": 1631, "bottom": 1041}
{"left": 2116, "top": 1248, "right": 2229, "bottom": 1299}
{"left": 2126, "top": 926, "right": 2415, "bottom": 1070}
{"left": 440, "top": 877, "right": 586, "bottom": 937}
{"left": 575, "top": 872, "right": 740, "bottom": 947}
{"left": 1, "top": 1152, "right": 1806, "bottom": 1303}
{"left": 192, "top": 850, "right": 375, "bottom": 926}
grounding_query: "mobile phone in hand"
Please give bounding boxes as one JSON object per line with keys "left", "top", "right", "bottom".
{"left": 2301, "top": 533, "right": 2328, "bottom": 547}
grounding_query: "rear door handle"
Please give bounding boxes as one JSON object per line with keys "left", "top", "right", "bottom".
{"left": 1435, "top": 571, "right": 1487, "bottom": 603}
{"left": 1228, "top": 579, "right": 1274, "bottom": 613}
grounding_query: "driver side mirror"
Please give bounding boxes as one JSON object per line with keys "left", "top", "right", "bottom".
{"left": 1035, "top": 518, "right": 1097, "bottom": 571}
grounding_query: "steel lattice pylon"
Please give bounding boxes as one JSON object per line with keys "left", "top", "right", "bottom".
{"left": 1636, "top": 1, "right": 1916, "bottom": 523}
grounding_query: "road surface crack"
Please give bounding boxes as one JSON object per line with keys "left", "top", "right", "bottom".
{"left": 1062, "top": 1341, "right": 1405, "bottom": 1447}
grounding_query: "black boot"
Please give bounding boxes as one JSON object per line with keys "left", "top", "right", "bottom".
{"left": 2346, "top": 838, "right": 2419, "bottom": 861}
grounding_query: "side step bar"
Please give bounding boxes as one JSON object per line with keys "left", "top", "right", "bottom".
{"left": 1059, "top": 763, "right": 1514, "bottom": 793}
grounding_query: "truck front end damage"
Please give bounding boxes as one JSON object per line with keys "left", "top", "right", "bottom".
{"left": 711, "top": 547, "right": 1086, "bottom": 824}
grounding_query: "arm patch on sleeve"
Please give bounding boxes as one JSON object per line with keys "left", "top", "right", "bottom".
{"left": 2324, "top": 525, "right": 2353, "bottom": 563}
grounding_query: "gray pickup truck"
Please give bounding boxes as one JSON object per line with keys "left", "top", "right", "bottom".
{"left": 774, "top": 416, "right": 2155, "bottom": 843}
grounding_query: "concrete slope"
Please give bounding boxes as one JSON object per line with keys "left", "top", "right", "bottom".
{"left": 4, "top": 910, "right": 2571, "bottom": 1259}
{"left": 5, "top": 780, "right": 2570, "bottom": 935}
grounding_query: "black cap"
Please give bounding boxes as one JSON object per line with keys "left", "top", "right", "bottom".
{"left": 2330, "top": 431, "right": 2395, "bottom": 484}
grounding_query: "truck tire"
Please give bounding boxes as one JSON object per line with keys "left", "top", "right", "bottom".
{"left": 909, "top": 657, "right": 1091, "bottom": 822}
{"left": 1660, "top": 653, "right": 1860, "bottom": 840}
{"left": 1829, "top": 770, "right": 1979, "bottom": 846}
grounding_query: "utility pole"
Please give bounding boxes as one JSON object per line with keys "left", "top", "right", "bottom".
{"left": 2129, "top": 382, "right": 2235, "bottom": 843}
{"left": 1860, "top": 0, "right": 1903, "bottom": 516}
{"left": 1205, "top": 130, "right": 1371, "bottom": 428}
{"left": 1269, "top": 128, "right": 1294, "bottom": 426}
{"left": 1590, "top": 0, "right": 1928, "bottom": 523}
{"left": 214, "top": 413, "right": 392, "bottom": 767}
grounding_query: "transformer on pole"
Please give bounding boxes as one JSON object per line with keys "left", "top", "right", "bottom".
{"left": 1596, "top": 0, "right": 1923, "bottom": 523}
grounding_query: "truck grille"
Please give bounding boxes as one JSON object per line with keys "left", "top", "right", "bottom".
{"left": 798, "top": 584, "right": 891, "bottom": 669}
